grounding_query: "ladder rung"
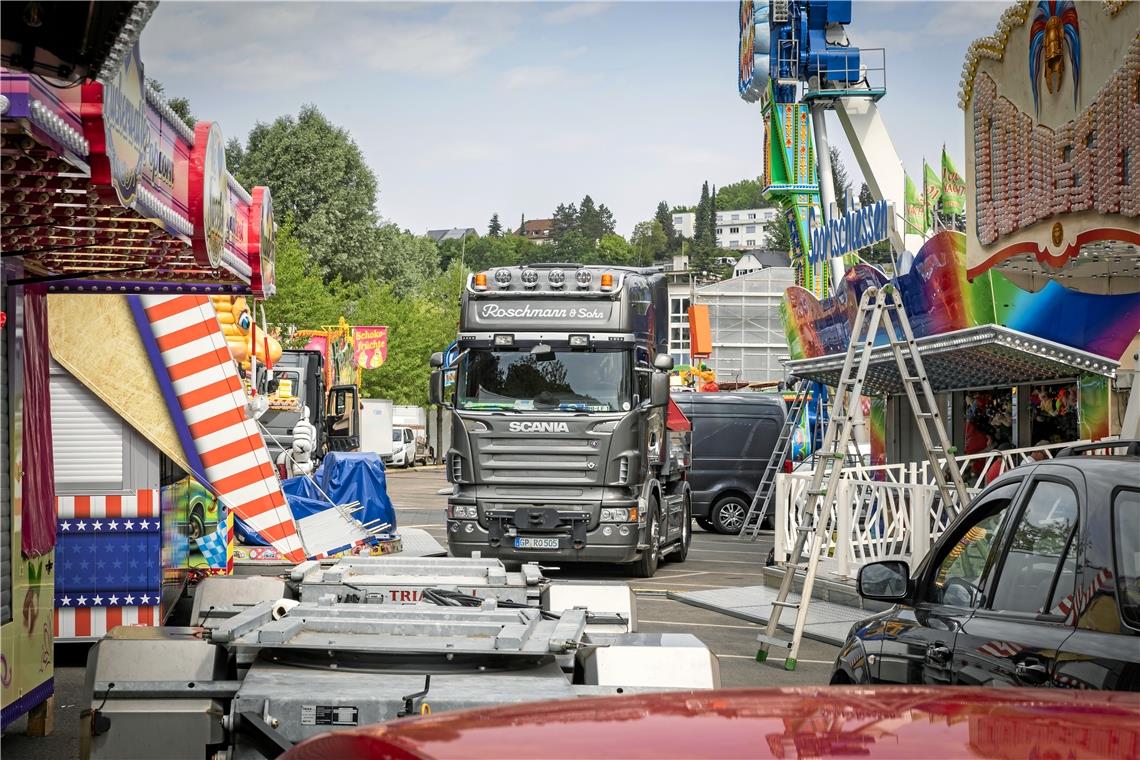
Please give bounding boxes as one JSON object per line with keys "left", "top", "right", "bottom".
{"left": 771, "top": 600, "right": 800, "bottom": 609}
{"left": 757, "top": 634, "right": 794, "bottom": 649}
{"left": 916, "top": 412, "right": 935, "bottom": 418}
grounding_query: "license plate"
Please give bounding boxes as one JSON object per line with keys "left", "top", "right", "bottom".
{"left": 515, "top": 537, "right": 559, "bottom": 550}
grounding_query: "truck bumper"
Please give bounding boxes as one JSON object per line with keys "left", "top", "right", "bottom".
{"left": 447, "top": 522, "right": 643, "bottom": 564}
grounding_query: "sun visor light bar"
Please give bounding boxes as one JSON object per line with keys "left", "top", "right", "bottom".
{"left": 569, "top": 334, "right": 590, "bottom": 348}
{"left": 521, "top": 269, "right": 539, "bottom": 288}
{"left": 548, "top": 269, "right": 566, "bottom": 289}
{"left": 493, "top": 334, "right": 515, "bottom": 347}
{"left": 576, "top": 269, "right": 592, "bottom": 288}
{"left": 494, "top": 268, "right": 512, "bottom": 287}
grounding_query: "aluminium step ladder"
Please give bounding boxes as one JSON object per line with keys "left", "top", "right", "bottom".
{"left": 755, "top": 285, "right": 971, "bottom": 671}
{"left": 740, "top": 381, "right": 811, "bottom": 541}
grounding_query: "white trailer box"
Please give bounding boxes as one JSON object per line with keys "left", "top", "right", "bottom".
{"left": 393, "top": 405, "right": 427, "bottom": 434}
{"left": 360, "top": 398, "right": 395, "bottom": 457}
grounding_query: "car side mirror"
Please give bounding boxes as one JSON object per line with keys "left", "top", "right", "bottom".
{"left": 650, "top": 371, "right": 669, "bottom": 408}
{"left": 430, "top": 352, "right": 445, "bottom": 369}
{"left": 653, "top": 354, "right": 674, "bottom": 371}
{"left": 857, "top": 560, "right": 911, "bottom": 602}
{"left": 429, "top": 369, "right": 445, "bottom": 406}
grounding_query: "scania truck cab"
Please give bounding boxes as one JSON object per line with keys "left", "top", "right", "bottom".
{"left": 430, "top": 264, "right": 692, "bottom": 577}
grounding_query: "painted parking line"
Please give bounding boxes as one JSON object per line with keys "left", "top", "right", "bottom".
{"left": 645, "top": 570, "right": 711, "bottom": 581}
{"left": 715, "top": 654, "right": 834, "bottom": 663}
{"left": 640, "top": 619, "right": 759, "bottom": 630}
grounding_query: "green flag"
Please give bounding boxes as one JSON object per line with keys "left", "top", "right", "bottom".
{"left": 941, "top": 148, "right": 965, "bottom": 216}
{"left": 904, "top": 172, "right": 926, "bottom": 235}
{"left": 923, "top": 161, "right": 942, "bottom": 229}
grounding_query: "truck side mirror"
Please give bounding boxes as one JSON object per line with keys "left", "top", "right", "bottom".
{"left": 429, "top": 370, "right": 445, "bottom": 406}
{"left": 653, "top": 354, "right": 674, "bottom": 371}
{"left": 430, "top": 352, "right": 445, "bottom": 369}
{"left": 650, "top": 371, "right": 669, "bottom": 407}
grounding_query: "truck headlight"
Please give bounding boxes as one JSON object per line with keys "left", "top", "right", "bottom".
{"left": 600, "top": 507, "right": 638, "bottom": 523}
{"left": 449, "top": 505, "right": 476, "bottom": 519}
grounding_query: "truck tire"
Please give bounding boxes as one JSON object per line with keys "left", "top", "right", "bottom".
{"left": 710, "top": 494, "right": 748, "bottom": 535}
{"left": 665, "top": 493, "right": 691, "bottom": 563}
{"left": 628, "top": 495, "right": 661, "bottom": 578}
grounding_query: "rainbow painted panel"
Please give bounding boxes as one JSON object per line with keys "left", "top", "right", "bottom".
{"left": 782, "top": 231, "right": 1140, "bottom": 362}
{"left": 1079, "top": 373, "right": 1111, "bottom": 441}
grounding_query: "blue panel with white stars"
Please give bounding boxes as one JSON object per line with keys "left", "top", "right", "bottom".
{"left": 55, "top": 517, "right": 162, "bottom": 601}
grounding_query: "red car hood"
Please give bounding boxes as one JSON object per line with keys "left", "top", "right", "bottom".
{"left": 282, "top": 686, "right": 1140, "bottom": 760}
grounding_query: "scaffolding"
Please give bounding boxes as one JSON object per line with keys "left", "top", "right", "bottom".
{"left": 695, "top": 268, "right": 795, "bottom": 385}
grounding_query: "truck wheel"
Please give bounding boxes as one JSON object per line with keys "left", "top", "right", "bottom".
{"left": 711, "top": 494, "right": 748, "bottom": 535}
{"left": 665, "top": 493, "right": 691, "bottom": 563}
{"left": 629, "top": 496, "right": 660, "bottom": 578}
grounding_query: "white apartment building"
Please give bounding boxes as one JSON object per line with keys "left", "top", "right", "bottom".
{"left": 671, "top": 207, "right": 780, "bottom": 251}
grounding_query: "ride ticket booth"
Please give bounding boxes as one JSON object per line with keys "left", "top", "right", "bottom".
{"left": 1, "top": 21, "right": 292, "bottom": 731}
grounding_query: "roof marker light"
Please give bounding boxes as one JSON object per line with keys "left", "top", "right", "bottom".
{"left": 600, "top": 273, "right": 614, "bottom": 289}
{"left": 474, "top": 272, "right": 488, "bottom": 289}
{"left": 521, "top": 269, "right": 539, "bottom": 288}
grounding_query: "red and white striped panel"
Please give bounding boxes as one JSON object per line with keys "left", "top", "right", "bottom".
{"left": 57, "top": 489, "right": 158, "bottom": 519}
{"left": 55, "top": 606, "right": 160, "bottom": 639}
{"left": 139, "top": 295, "right": 305, "bottom": 563}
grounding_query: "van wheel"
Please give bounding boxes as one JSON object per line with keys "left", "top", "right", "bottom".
{"left": 629, "top": 496, "right": 660, "bottom": 578}
{"left": 711, "top": 495, "right": 748, "bottom": 535}
{"left": 696, "top": 517, "right": 715, "bottom": 532}
{"left": 666, "top": 494, "right": 691, "bottom": 563}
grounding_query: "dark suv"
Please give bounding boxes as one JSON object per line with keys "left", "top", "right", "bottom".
{"left": 832, "top": 443, "right": 1140, "bottom": 690}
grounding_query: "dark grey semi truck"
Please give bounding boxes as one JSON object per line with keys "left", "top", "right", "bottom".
{"left": 429, "top": 264, "right": 691, "bottom": 577}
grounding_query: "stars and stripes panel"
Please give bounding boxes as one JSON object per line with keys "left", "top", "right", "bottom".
{"left": 54, "top": 499, "right": 165, "bottom": 641}
{"left": 57, "top": 490, "right": 158, "bottom": 519}
{"left": 55, "top": 605, "right": 160, "bottom": 639}
{"left": 137, "top": 295, "right": 304, "bottom": 563}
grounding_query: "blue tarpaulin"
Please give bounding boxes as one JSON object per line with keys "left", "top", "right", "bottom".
{"left": 236, "top": 452, "right": 397, "bottom": 546}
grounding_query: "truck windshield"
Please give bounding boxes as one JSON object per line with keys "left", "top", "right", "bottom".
{"left": 458, "top": 350, "right": 630, "bottom": 412}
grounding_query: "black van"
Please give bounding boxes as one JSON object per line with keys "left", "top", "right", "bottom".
{"left": 672, "top": 392, "right": 786, "bottom": 534}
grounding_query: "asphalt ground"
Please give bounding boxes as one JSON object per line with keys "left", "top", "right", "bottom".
{"left": 2, "top": 465, "right": 839, "bottom": 758}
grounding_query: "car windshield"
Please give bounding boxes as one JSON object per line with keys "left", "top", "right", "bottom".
{"left": 458, "top": 349, "right": 630, "bottom": 412}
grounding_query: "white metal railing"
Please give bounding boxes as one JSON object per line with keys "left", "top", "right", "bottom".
{"left": 774, "top": 439, "right": 1108, "bottom": 578}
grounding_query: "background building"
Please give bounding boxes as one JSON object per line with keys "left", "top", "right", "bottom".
{"left": 695, "top": 267, "right": 795, "bottom": 385}
{"left": 671, "top": 208, "right": 780, "bottom": 251}
{"left": 518, "top": 218, "right": 554, "bottom": 245}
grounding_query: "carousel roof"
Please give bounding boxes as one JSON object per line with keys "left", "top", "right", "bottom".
{"left": 785, "top": 325, "right": 1118, "bottom": 396}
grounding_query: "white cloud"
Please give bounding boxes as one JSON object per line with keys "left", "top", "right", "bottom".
{"left": 543, "top": 3, "right": 611, "bottom": 25}
{"left": 500, "top": 65, "right": 570, "bottom": 91}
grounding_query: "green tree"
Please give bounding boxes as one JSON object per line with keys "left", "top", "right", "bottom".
{"left": 577, "top": 195, "right": 615, "bottom": 242}
{"left": 225, "top": 137, "right": 245, "bottom": 178}
{"left": 488, "top": 213, "right": 503, "bottom": 237}
{"left": 830, "top": 146, "right": 851, "bottom": 215}
{"left": 262, "top": 220, "right": 344, "bottom": 329}
{"left": 147, "top": 79, "right": 195, "bottom": 129}
{"left": 654, "top": 201, "right": 677, "bottom": 251}
{"left": 631, "top": 220, "right": 667, "bottom": 265}
{"left": 764, "top": 214, "right": 792, "bottom": 254}
{"left": 694, "top": 182, "right": 711, "bottom": 244}
{"left": 551, "top": 203, "right": 577, "bottom": 243}
{"left": 233, "top": 105, "right": 381, "bottom": 283}
{"left": 598, "top": 233, "right": 634, "bottom": 266}
{"left": 715, "top": 177, "right": 767, "bottom": 211}
{"left": 374, "top": 225, "right": 441, "bottom": 297}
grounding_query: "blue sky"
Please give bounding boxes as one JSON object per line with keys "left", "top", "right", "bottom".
{"left": 141, "top": 1, "right": 1005, "bottom": 237}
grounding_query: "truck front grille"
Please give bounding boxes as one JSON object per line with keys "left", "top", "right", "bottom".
{"left": 475, "top": 436, "right": 602, "bottom": 484}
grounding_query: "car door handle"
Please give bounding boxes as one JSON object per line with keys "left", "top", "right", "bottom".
{"left": 926, "top": 644, "right": 952, "bottom": 664}
{"left": 1015, "top": 659, "right": 1049, "bottom": 683}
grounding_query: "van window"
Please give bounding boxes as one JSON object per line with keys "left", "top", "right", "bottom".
{"left": 694, "top": 415, "right": 778, "bottom": 459}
